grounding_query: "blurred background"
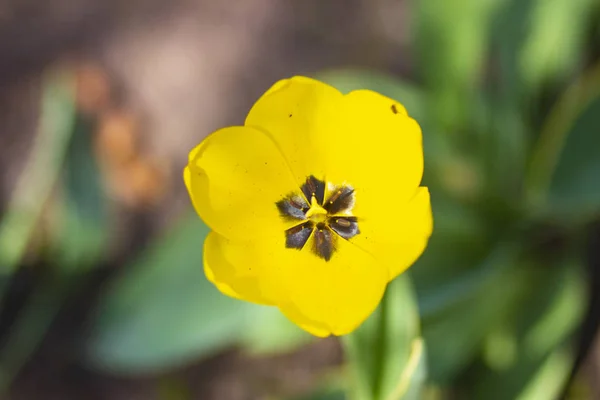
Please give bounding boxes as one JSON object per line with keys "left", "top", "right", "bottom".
{"left": 1, "top": 0, "right": 600, "bottom": 399}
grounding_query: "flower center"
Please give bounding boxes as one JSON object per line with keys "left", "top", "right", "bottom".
{"left": 306, "top": 198, "right": 328, "bottom": 223}
{"left": 276, "top": 175, "right": 360, "bottom": 261}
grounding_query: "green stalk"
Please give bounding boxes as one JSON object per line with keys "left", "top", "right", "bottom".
{"left": 0, "top": 70, "right": 76, "bottom": 273}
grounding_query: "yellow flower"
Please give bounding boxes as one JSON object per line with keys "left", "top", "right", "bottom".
{"left": 184, "top": 76, "right": 433, "bottom": 337}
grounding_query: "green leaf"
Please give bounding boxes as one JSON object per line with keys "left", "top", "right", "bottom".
{"left": 396, "top": 341, "right": 427, "bottom": 400}
{"left": 469, "top": 258, "right": 586, "bottom": 399}
{"left": 489, "top": 0, "right": 536, "bottom": 102}
{"left": 0, "top": 70, "right": 76, "bottom": 273}
{"left": 414, "top": 0, "right": 507, "bottom": 130}
{"left": 0, "top": 278, "right": 68, "bottom": 391}
{"left": 241, "top": 306, "right": 314, "bottom": 356}
{"left": 420, "top": 242, "right": 529, "bottom": 383}
{"left": 527, "top": 64, "right": 600, "bottom": 223}
{"left": 470, "top": 346, "right": 575, "bottom": 400}
{"left": 409, "top": 194, "right": 492, "bottom": 313}
{"left": 51, "top": 114, "right": 108, "bottom": 271}
{"left": 516, "top": 259, "right": 586, "bottom": 359}
{"left": 483, "top": 0, "right": 598, "bottom": 197}
{"left": 0, "top": 73, "right": 78, "bottom": 379}
{"left": 516, "top": 346, "right": 574, "bottom": 400}
{"left": 519, "top": 0, "right": 597, "bottom": 91}
{"left": 343, "top": 276, "right": 425, "bottom": 400}
{"left": 85, "top": 215, "right": 262, "bottom": 375}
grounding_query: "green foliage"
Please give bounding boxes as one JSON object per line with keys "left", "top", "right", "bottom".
{"left": 51, "top": 114, "right": 108, "bottom": 271}
{"left": 86, "top": 216, "right": 255, "bottom": 374}
{"left": 0, "top": 71, "right": 80, "bottom": 391}
{"left": 343, "top": 276, "right": 424, "bottom": 400}
{"left": 528, "top": 65, "right": 600, "bottom": 223}
{"left": 241, "top": 306, "right": 314, "bottom": 356}
{"left": 421, "top": 243, "right": 529, "bottom": 383}
{"left": 0, "top": 71, "right": 76, "bottom": 274}
{"left": 520, "top": 0, "right": 596, "bottom": 91}
{"left": 468, "top": 260, "right": 586, "bottom": 399}
{"left": 549, "top": 94, "right": 600, "bottom": 213}
{"left": 415, "top": 0, "right": 507, "bottom": 130}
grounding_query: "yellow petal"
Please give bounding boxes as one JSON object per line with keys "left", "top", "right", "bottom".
{"left": 351, "top": 187, "right": 433, "bottom": 279}
{"left": 203, "top": 226, "right": 388, "bottom": 336}
{"left": 278, "top": 301, "right": 332, "bottom": 337}
{"left": 204, "top": 231, "right": 276, "bottom": 305}
{"left": 245, "top": 76, "right": 344, "bottom": 183}
{"left": 341, "top": 90, "right": 424, "bottom": 212}
{"left": 185, "top": 126, "right": 299, "bottom": 241}
{"left": 279, "top": 236, "right": 388, "bottom": 336}
{"left": 245, "top": 78, "right": 424, "bottom": 210}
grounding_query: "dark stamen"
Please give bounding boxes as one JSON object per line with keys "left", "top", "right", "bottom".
{"left": 276, "top": 194, "right": 309, "bottom": 220}
{"left": 324, "top": 186, "right": 354, "bottom": 214}
{"left": 301, "top": 175, "right": 325, "bottom": 205}
{"left": 313, "top": 224, "right": 334, "bottom": 261}
{"left": 329, "top": 216, "right": 360, "bottom": 239}
{"left": 285, "top": 221, "right": 314, "bottom": 249}
{"left": 279, "top": 176, "right": 360, "bottom": 260}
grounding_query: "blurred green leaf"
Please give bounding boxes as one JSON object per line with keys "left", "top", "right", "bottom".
{"left": 418, "top": 241, "right": 519, "bottom": 318}
{"left": 516, "top": 346, "right": 574, "bottom": 400}
{"left": 520, "top": 0, "right": 597, "bottom": 91}
{"left": 0, "top": 70, "right": 76, "bottom": 273}
{"left": 241, "top": 306, "right": 314, "bottom": 356}
{"left": 518, "top": 259, "right": 586, "bottom": 359}
{"left": 0, "top": 71, "right": 77, "bottom": 390}
{"left": 51, "top": 114, "right": 108, "bottom": 271}
{"left": 527, "top": 64, "right": 600, "bottom": 222}
{"left": 489, "top": 0, "right": 536, "bottom": 102}
{"left": 470, "top": 258, "right": 585, "bottom": 399}
{"left": 86, "top": 215, "right": 261, "bottom": 374}
{"left": 393, "top": 340, "right": 427, "bottom": 400}
{"left": 410, "top": 194, "right": 492, "bottom": 313}
{"left": 483, "top": 0, "right": 599, "bottom": 199}
{"left": 482, "top": 0, "right": 538, "bottom": 202}
{"left": 0, "top": 277, "right": 67, "bottom": 391}
{"left": 478, "top": 99, "right": 529, "bottom": 205}
{"left": 472, "top": 346, "right": 574, "bottom": 400}
{"left": 421, "top": 242, "right": 529, "bottom": 383}
{"left": 415, "top": 0, "right": 507, "bottom": 130}
{"left": 343, "top": 276, "right": 425, "bottom": 400}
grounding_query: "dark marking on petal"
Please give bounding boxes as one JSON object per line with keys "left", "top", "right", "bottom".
{"left": 324, "top": 186, "right": 355, "bottom": 214}
{"left": 276, "top": 194, "right": 309, "bottom": 220}
{"left": 313, "top": 224, "right": 334, "bottom": 261}
{"left": 289, "top": 113, "right": 293, "bottom": 117}
{"left": 325, "top": 187, "right": 344, "bottom": 205}
{"left": 285, "top": 221, "right": 314, "bottom": 249}
{"left": 301, "top": 175, "right": 325, "bottom": 205}
{"left": 391, "top": 104, "right": 398, "bottom": 114}
{"left": 289, "top": 195, "right": 308, "bottom": 210}
{"left": 329, "top": 216, "right": 360, "bottom": 239}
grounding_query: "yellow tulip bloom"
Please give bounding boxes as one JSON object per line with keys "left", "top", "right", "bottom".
{"left": 184, "top": 76, "right": 433, "bottom": 337}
